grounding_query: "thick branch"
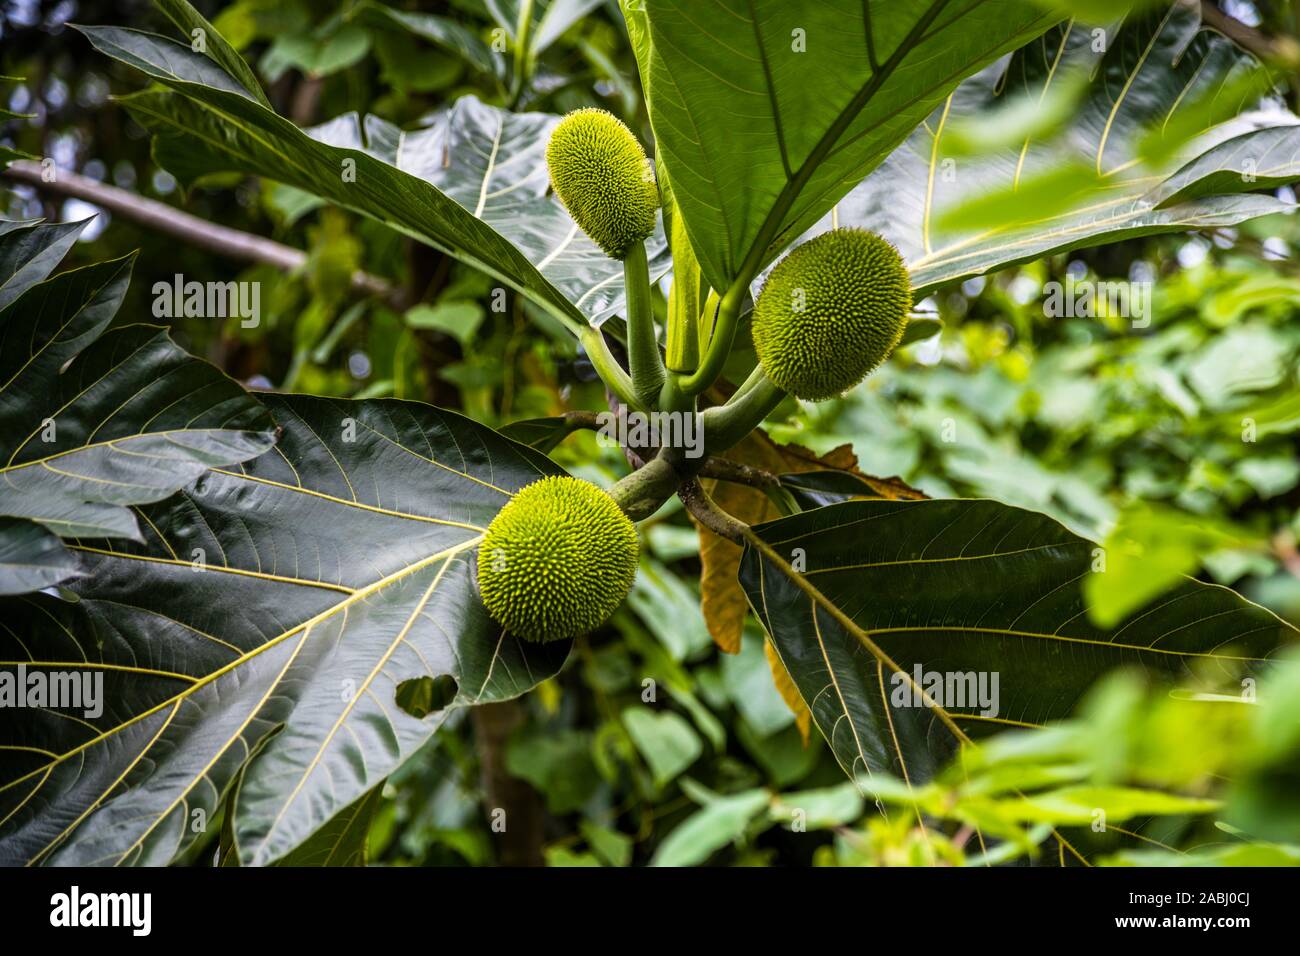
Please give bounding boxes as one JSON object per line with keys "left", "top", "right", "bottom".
{"left": 697, "top": 456, "right": 781, "bottom": 489}
{"left": 472, "top": 700, "right": 545, "bottom": 867}
{"left": 608, "top": 456, "right": 679, "bottom": 521}
{"left": 1200, "top": 1, "right": 1300, "bottom": 69}
{"left": 556, "top": 409, "right": 780, "bottom": 489}
{"left": 3, "top": 160, "right": 402, "bottom": 306}
{"left": 678, "top": 479, "right": 747, "bottom": 543}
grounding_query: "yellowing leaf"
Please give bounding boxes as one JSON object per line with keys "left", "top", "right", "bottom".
{"left": 696, "top": 431, "right": 857, "bottom": 653}
{"left": 765, "top": 638, "right": 811, "bottom": 745}
{"left": 696, "top": 429, "right": 921, "bottom": 657}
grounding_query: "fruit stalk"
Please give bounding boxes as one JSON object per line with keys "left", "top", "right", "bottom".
{"left": 727, "top": 361, "right": 767, "bottom": 405}
{"left": 676, "top": 284, "right": 744, "bottom": 396}
{"left": 623, "top": 240, "right": 666, "bottom": 408}
{"left": 580, "top": 326, "right": 646, "bottom": 413}
{"left": 701, "top": 373, "right": 786, "bottom": 456}
{"left": 608, "top": 456, "right": 681, "bottom": 522}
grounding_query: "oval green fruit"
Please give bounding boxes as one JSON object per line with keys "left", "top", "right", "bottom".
{"left": 477, "top": 475, "right": 638, "bottom": 642}
{"left": 752, "top": 229, "right": 912, "bottom": 401}
{"left": 546, "top": 108, "right": 659, "bottom": 260}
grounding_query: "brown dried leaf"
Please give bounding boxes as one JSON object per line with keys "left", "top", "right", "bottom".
{"left": 764, "top": 638, "right": 811, "bottom": 745}
{"left": 695, "top": 429, "right": 923, "bottom": 654}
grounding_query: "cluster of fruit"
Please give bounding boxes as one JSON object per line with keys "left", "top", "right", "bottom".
{"left": 480, "top": 109, "right": 912, "bottom": 644}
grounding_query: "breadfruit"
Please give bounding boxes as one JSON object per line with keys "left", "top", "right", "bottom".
{"left": 751, "top": 229, "right": 912, "bottom": 400}
{"left": 477, "top": 475, "right": 638, "bottom": 642}
{"left": 546, "top": 108, "right": 659, "bottom": 260}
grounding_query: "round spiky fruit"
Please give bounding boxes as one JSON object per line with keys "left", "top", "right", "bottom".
{"left": 477, "top": 475, "right": 638, "bottom": 643}
{"left": 752, "top": 229, "right": 912, "bottom": 401}
{"left": 546, "top": 108, "right": 659, "bottom": 260}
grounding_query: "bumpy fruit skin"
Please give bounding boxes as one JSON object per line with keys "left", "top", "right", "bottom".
{"left": 546, "top": 108, "right": 659, "bottom": 260}
{"left": 752, "top": 229, "right": 912, "bottom": 401}
{"left": 477, "top": 475, "right": 638, "bottom": 642}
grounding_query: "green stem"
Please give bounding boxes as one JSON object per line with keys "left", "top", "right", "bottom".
{"left": 665, "top": 223, "right": 700, "bottom": 374}
{"left": 677, "top": 284, "right": 743, "bottom": 396}
{"left": 727, "top": 361, "right": 766, "bottom": 405}
{"left": 700, "top": 372, "right": 786, "bottom": 455}
{"left": 658, "top": 372, "right": 695, "bottom": 415}
{"left": 508, "top": 0, "right": 536, "bottom": 108}
{"left": 580, "top": 326, "right": 645, "bottom": 413}
{"left": 698, "top": 290, "right": 720, "bottom": 358}
{"left": 665, "top": 298, "right": 699, "bottom": 373}
{"left": 624, "top": 241, "right": 665, "bottom": 408}
{"left": 607, "top": 456, "right": 680, "bottom": 522}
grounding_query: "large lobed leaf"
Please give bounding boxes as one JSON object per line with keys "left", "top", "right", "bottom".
{"left": 0, "top": 395, "right": 571, "bottom": 866}
{"left": 625, "top": 0, "right": 1060, "bottom": 293}
{"left": 813, "top": 4, "right": 1300, "bottom": 296}
{"left": 83, "top": 17, "right": 665, "bottom": 329}
{"left": 306, "top": 97, "right": 671, "bottom": 325}
{"left": 0, "top": 222, "right": 275, "bottom": 595}
{"left": 740, "top": 498, "right": 1297, "bottom": 790}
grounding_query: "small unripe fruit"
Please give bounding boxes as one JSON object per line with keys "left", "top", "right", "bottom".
{"left": 477, "top": 475, "right": 638, "bottom": 642}
{"left": 546, "top": 108, "right": 659, "bottom": 260}
{"left": 752, "top": 229, "right": 912, "bottom": 401}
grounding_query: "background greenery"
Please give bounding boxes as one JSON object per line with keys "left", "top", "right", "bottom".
{"left": 4, "top": 0, "right": 1299, "bottom": 866}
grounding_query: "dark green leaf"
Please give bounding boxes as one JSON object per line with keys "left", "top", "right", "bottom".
{"left": 0, "top": 518, "right": 77, "bottom": 595}
{"left": 498, "top": 416, "right": 571, "bottom": 452}
{"left": 0, "top": 218, "right": 89, "bottom": 311}
{"left": 271, "top": 783, "right": 384, "bottom": 867}
{"left": 0, "top": 394, "right": 572, "bottom": 866}
{"left": 739, "top": 498, "right": 1296, "bottom": 789}
{"left": 80, "top": 26, "right": 597, "bottom": 335}
{"left": 152, "top": 0, "right": 271, "bottom": 108}
{"left": 0, "top": 249, "right": 276, "bottom": 594}
{"left": 349, "top": 2, "right": 504, "bottom": 79}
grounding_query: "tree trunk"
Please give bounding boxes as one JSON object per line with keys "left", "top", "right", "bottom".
{"left": 472, "top": 700, "right": 546, "bottom": 866}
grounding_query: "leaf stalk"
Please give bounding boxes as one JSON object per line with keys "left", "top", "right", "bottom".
{"left": 623, "top": 241, "right": 666, "bottom": 408}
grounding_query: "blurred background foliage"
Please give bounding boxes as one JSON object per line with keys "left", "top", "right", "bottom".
{"left": 4, "top": 0, "right": 1299, "bottom": 866}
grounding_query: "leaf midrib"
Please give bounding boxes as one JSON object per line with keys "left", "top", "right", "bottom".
{"left": 0, "top": 536, "right": 481, "bottom": 798}
{"left": 744, "top": 527, "right": 1095, "bottom": 864}
{"left": 726, "top": 0, "right": 956, "bottom": 288}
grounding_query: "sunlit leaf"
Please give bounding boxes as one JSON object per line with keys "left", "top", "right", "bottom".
{"left": 623, "top": 0, "right": 1059, "bottom": 293}
{"left": 817, "top": 5, "right": 1300, "bottom": 297}
{"left": 649, "top": 788, "right": 769, "bottom": 866}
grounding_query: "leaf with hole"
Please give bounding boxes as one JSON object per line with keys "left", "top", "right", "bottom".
{"left": 0, "top": 394, "right": 572, "bottom": 866}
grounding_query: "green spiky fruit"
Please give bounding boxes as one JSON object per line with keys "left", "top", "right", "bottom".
{"left": 752, "top": 229, "right": 912, "bottom": 401}
{"left": 477, "top": 475, "right": 638, "bottom": 642}
{"left": 546, "top": 108, "right": 659, "bottom": 260}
